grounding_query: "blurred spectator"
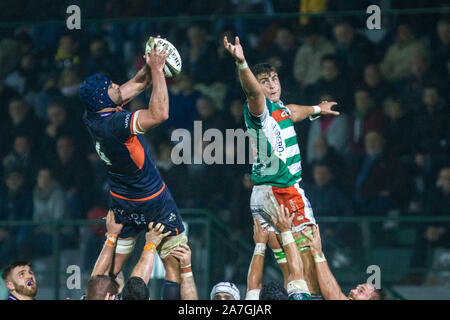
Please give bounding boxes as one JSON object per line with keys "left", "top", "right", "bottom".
{"left": 155, "top": 140, "right": 189, "bottom": 207}
{"left": 306, "top": 162, "right": 358, "bottom": 256}
{"left": 333, "top": 20, "right": 374, "bottom": 81}
{"left": 50, "top": 136, "right": 93, "bottom": 221}
{"left": 399, "top": 54, "right": 436, "bottom": 109}
{"left": 0, "top": 96, "right": 44, "bottom": 158}
{"left": 431, "top": 19, "right": 450, "bottom": 72}
{"left": 182, "top": 25, "right": 217, "bottom": 84}
{"left": 263, "top": 27, "right": 297, "bottom": 93}
{"left": 362, "top": 63, "right": 395, "bottom": 108}
{"left": 380, "top": 23, "right": 427, "bottom": 82}
{"left": 404, "top": 166, "right": 450, "bottom": 285}
{"left": 216, "top": 28, "right": 241, "bottom": 84}
{"left": 382, "top": 97, "right": 413, "bottom": 158}
{"left": 293, "top": 23, "right": 335, "bottom": 87}
{"left": 195, "top": 95, "right": 221, "bottom": 131}
{"left": 352, "top": 131, "right": 410, "bottom": 217}
{"left": 4, "top": 53, "right": 41, "bottom": 96}
{"left": 83, "top": 36, "right": 126, "bottom": 83}
{"left": 2, "top": 135, "right": 38, "bottom": 188}
{"left": 306, "top": 93, "right": 350, "bottom": 163}
{"left": 304, "top": 135, "right": 348, "bottom": 190}
{"left": 167, "top": 73, "right": 201, "bottom": 132}
{"left": 22, "top": 167, "right": 75, "bottom": 259}
{"left": 40, "top": 101, "right": 82, "bottom": 160}
{"left": 303, "top": 54, "right": 352, "bottom": 112}
{"left": 349, "top": 88, "right": 386, "bottom": 153}
{"left": 411, "top": 85, "right": 450, "bottom": 158}
{"left": 0, "top": 169, "right": 33, "bottom": 263}
{"left": 221, "top": 98, "right": 246, "bottom": 130}
{"left": 54, "top": 33, "right": 80, "bottom": 70}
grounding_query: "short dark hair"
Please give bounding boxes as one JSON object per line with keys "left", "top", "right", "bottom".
{"left": 86, "top": 275, "right": 119, "bottom": 300}
{"left": 122, "top": 277, "right": 149, "bottom": 300}
{"left": 251, "top": 63, "right": 277, "bottom": 78}
{"left": 2, "top": 261, "right": 32, "bottom": 282}
{"left": 371, "top": 288, "right": 386, "bottom": 300}
{"left": 259, "top": 281, "right": 288, "bottom": 300}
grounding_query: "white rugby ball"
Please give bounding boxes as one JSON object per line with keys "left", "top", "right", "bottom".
{"left": 145, "top": 36, "right": 182, "bottom": 78}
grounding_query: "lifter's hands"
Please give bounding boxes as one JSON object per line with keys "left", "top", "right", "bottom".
{"left": 105, "top": 210, "right": 123, "bottom": 236}
{"left": 301, "top": 225, "right": 323, "bottom": 255}
{"left": 146, "top": 222, "right": 171, "bottom": 247}
{"left": 170, "top": 244, "right": 192, "bottom": 268}
{"left": 272, "top": 204, "right": 294, "bottom": 233}
{"left": 223, "top": 36, "right": 246, "bottom": 63}
{"left": 253, "top": 218, "right": 269, "bottom": 244}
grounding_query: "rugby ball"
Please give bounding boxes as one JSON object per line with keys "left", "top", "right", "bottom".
{"left": 145, "top": 36, "right": 182, "bottom": 78}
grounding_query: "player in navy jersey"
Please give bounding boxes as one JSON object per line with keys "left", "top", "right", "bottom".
{"left": 80, "top": 41, "right": 187, "bottom": 299}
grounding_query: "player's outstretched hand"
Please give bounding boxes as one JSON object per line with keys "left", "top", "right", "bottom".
{"left": 272, "top": 204, "right": 294, "bottom": 233}
{"left": 300, "top": 224, "right": 323, "bottom": 255}
{"left": 105, "top": 210, "right": 123, "bottom": 236}
{"left": 170, "top": 244, "right": 192, "bottom": 268}
{"left": 146, "top": 40, "right": 172, "bottom": 73}
{"left": 318, "top": 101, "right": 340, "bottom": 116}
{"left": 146, "top": 222, "right": 171, "bottom": 247}
{"left": 253, "top": 218, "right": 269, "bottom": 244}
{"left": 223, "top": 36, "right": 246, "bottom": 63}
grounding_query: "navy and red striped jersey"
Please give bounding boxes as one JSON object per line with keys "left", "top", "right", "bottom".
{"left": 83, "top": 107, "right": 165, "bottom": 200}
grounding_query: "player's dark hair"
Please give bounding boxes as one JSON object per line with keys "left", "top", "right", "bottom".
{"left": 251, "top": 63, "right": 277, "bottom": 78}
{"left": 86, "top": 275, "right": 119, "bottom": 300}
{"left": 2, "top": 261, "right": 31, "bottom": 282}
{"left": 371, "top": 288, "right": 386, "bottom": 300}
{"left": 259, "top": 281, "right": 288, "bottom": 300}
{"left": 122, "top": 276, "right": 149, "bottom": 300}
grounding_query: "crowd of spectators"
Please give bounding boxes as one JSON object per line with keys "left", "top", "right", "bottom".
{"left": 0, "top": 0, "right": 449, "bottom": 285}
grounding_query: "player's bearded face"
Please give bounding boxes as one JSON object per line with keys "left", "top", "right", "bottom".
{"left": 257, "top": 72, "right": 281, "bottom": 103}
{"left": 11, "top": 277, "right": 38, "bottom": 298}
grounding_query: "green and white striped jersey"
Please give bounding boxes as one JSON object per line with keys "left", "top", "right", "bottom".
{"left": 244, "top": 98, "right": 302, "bottom": 188}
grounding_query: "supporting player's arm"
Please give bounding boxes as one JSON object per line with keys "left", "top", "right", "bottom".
{"left": 170, "top": 244, "right": 198, "bottom": 300}
{"left": 224, "top": 36, "right": 266, "bottom": 116}
{"left": 91, "top": 210, "right": 123, "bottom": 277}
{"left": 273, "top": 205, "right": 303, "bottom": 281}
{"left": 134, "top": 44, "right": 171, "bottom": 132}
{"left": 130, "top": 222, "right": 171, "bottom": 285}
{"left": 119, "top": 64, "right": 152, "bottom": 104}
{"left": 286, "top": 101, "right": 340, "bottom": 123}
{"left": 301, "top": 225, "right": 349, "bottom": 300}
{"left": 245, "top": 218, "right": 269, "bottom": 299}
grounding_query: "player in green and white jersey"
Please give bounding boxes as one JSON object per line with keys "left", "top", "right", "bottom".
{"left": 224, "top": 36, "right": 340, "bottom": 297}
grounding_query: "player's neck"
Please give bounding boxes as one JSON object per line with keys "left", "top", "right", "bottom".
{"left": 11, "top": 291, "right": 34, "bottom": 300}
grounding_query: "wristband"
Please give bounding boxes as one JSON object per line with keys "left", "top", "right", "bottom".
{"left": 105, "top": 234, "right": 117, "bottom": 247}
{"left": 313, "top": 252, "right": 327, "bottom": 263}
{"left": 281, "top": 231, "right": 295, "bottom": 246}
{"left": 253, "top": 243, "right": 266, "bottom": 256}
{"left": 181, "top": 272, "right": 193, "bottom": 279}
{"left": 312, "top": 105, "right": 321, "bottom": 115}
{"left": 143, "top": 242, "right": 156, "bottom": 253}
{"left": 181, "top": 265, "right": 193, "bottom": 279}
{"left": 236, "top": 60, "right": 248, "bottom": 70}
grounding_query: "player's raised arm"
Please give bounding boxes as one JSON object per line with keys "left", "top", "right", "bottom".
{"left": 224, "top": 36, "right": 266, "bottom": 116}
{"left": 300, "top": 225, "right": 349, "bottom": 300}
{"left": 91, "top": 210, "right": 123, "bottom": 277}
{"left": 119, "top": 64, "right": 152, "bottom": 105}
{"left": 245, "top": 218, "right": 269, "bottom": 300}
{"left": 286, "top": 101, "right": 340, "bottom": 123}
{"left": 130, "top": 222, "right": 171, "bottom": 285}
{"left": 170, "top": 244, "right": 198, "bottom": 300}
{"left": 134, "top": 43, "right": 171, "bottom": 132}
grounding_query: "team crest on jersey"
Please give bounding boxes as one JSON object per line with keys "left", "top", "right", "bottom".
{"left": 168, "top": 212, "right": 176, "bottom": 222}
